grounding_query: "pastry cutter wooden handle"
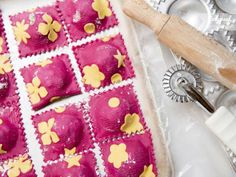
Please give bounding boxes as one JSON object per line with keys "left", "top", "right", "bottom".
{"left": 123, "top": 0, "right": 236, "bottom": 91}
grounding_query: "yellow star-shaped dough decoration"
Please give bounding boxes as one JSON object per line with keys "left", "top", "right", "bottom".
{"left": 139, "top": 164, "right": 156, "bottom": 177}
{"left": 113, "top": 50, "right": 126, "bottom": 68}
{"left": 0, "top": 144, "right": 7, "bottom": 154}
{"left": 64, "top": 155, "right": 82, "bottom": 168}
{"left": 64, "top": 147, "right": 76, "bottom": 156}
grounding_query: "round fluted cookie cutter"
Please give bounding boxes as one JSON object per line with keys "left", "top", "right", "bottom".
{"left": 215, "top": 0, "right": 236, "bottom": 15}
{"left": 155, "top": 0, "right": 224, "bottom": 33}
{"left": 215, "top": 89, "right": 236, "bottom": 114}
{"left": 226, "top": 30, "right": 236, "bottom": 53}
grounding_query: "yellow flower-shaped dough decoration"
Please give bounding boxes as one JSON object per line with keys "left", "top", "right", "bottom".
{"left": 64, "top": 154, "right": 82, "bottom": 168}
{"left": 82, "top": 64, "right": 105, "bottom": 88}
{"left": 120, "top": 113, "right": 144, "bottom": 134}
{"left": 36, "top": 59, "right": 53, "bottom": 67}
{"left": 139, "top": 165, "right": 156, "bottom": 177}
{"left": 108, "top": 143, "right": 128, "bottom": 168}
{"left": 13, "top": 20, "right": 31, "bottom": 44}
{"left": 26, "top": 76, "right": 48, "bottom": 105}
{"left": 7, "top": 154, "right": 33, "bottom": 177}
{"left": 38, "top": 118, "right": 60, "bottom": 145}
{"left": 0, "top": 55, "right": 13, "bottom": 74}
{"left": 0, "top": 37, "right": 3, "bottom": 53}
{"left": 0, "top": 144, "right": 6, "bottom": 154}
{"left": 38, "top": 13, "right": 62, "bottom": 42}
{"left": 114, "top": 50, "right": 126, "bottom": 68}
{"left": 92, "top": 0, "right": 112, "bottom": 19}
{"left": 64, "top": 147, "right": 76, "bottom": 156}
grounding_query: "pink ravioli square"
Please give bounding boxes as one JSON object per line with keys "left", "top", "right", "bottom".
{"left": 43, "top": 152, "right": 98, "bottom": 177}
{"left": 100, "top": 133, "right": 158, "bottom": 177}
{"left": 0, "top": 154, "right": 36, "bottom": 177}
{"left": 0, "top": 105, "right": 27, "bottom": 161}
{"left": 73, "top": 34, "right": 135, "bottom": 91}
{"left": 32, "top": 104, "right": 93, "bottom": 162}
{"left": 89, "top": 85, "right": 146, "bottom": 140}
{"left": 57, "top": 0, "right": 118, "bottom": 42}
{"left": 10, "top": 5, "right": 67, "bottom": 58}
{"left": 21, "top": 54, "right": 81, "bottom": 110}
{"left": 0, "top": 54, "right": 18, "bottom": 105}
{"left": 0, "top": 12, "right": 8, "bottom": 54}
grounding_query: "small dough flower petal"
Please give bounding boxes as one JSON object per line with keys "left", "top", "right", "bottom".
{"left": 48, "top": 29, "right": 58, "bottom": 42}
{"left": 38, "top": 122, "right": 48, "bottom": 134}
{"left": 38, "top": 86, "right": 48, "bottom": 98}
{"left": 29, "top": 93, "right": 41, "bottom": 105}
{"left": 43, "top": 13, "right": 53, "bottom": 24}
{"left": 52, "top": 21, "right": 62, "bottom": 32}
{"left": 38, "top": 23, "right": 49, "bottom": 35}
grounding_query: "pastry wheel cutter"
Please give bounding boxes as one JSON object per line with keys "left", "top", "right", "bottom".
{"left": 162, "top": 55, "right": 236, "bottom": 172}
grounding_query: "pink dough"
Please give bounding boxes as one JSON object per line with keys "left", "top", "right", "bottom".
{"left": 21, "top": 54, "right": 81, "bottom": 110}
{"left": 101, "top": 133, "right": 158, "bottom": 177}
{"left": 33, "top": 104, "right": 93, "bottom": 161}
{"left": 10, "top": 5, "right": 67, "bottom": 58}
{"left": 73, "top": 34, "right": 135, "bottom": 91}
{"left": 0, "top": 106, "right": 27, "bottom": 161}
{"left": 43, "top": 152, "right": 97, "bottom": 177}
{"left": 57, "top": 0, "right": 118, "bottom": 42}
{"left": 89, "top": 85, "right": 145, "bottom": 140}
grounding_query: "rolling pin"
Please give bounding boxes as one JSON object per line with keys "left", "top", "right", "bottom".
{"left": 123, "top": 0, "right": 236, "bottom": 91}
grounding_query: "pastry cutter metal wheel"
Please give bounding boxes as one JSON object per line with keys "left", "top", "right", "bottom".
{"left": 162, "top": 52, "right": 203, "bottom": 103}
{"left": 122, "top": 0, "right": 236, "bottom": 171}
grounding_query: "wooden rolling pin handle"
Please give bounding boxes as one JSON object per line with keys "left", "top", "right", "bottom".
{"left": 123, "top": 0, "right": 236, "bottom": 91}
{"left": 122, "top": 0, "right": 170, "bottom": 35}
